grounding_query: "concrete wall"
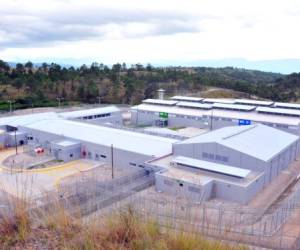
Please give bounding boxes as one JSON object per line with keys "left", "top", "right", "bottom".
{"left": 155, "top": 168, "right": 265, "bottom": 204}
{"left": 213, "top": 173, "right": 265, "bottom": 204}
{"left": 155, "top": 170, "right": 213, "bottom": 202}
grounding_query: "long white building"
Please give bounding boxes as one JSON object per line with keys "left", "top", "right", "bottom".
{"left": 131, "top": 98, "right": 300, "bottom": 135}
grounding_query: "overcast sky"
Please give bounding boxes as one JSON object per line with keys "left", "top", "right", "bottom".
{"left": 0, "top": 0, "right": 300, "bottom": 72}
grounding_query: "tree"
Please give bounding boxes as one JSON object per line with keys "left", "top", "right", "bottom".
{"left": 25, "top": 61, "right": 33, "bottom": 70}
{"left": 77, "top": 84, "right": 85, "bottom": 100}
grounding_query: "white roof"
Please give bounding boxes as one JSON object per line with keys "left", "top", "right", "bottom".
{"left": 133, "top": 104, "right": 300, "bottom": 126}
{"left": 158, "top": 167, "right": 213, "bottom": 186}
{"left": 59, "top": 106, "right": 120, "bottom": 119}
{"left": 171, "top": 96, "right": 203, "bottom": 102}
{"left": 203, "top": 98, "right": 236, "bottom": 104}
{"left": 23, "top": 119, "right": 177, "bottom": 157}
{"left": 274, "top": 102, "right": 300, "bottom": 110}
{"left": 257, "top": 107, "right": 300, "bottom": 117}
{"left": 53, "top": 140, "right": 81, "bottom": 147}
{"left": 176, "top": 102, "right": 212, "bottom": 109}
{"left": 142, "top": 99, "right": 178, "bottom": 106}
{"left": 235, "top": 99, "right": 274, "bottom": 106}
{"left": 176, "top": 124, "right": 299, "bottom": 162}
{"left": 173, "top": 156, "right": 250, "bottom": 178}
{"left": 0, "top": 112, "right": 59, "bottom": 127}
{"left": 212, "top": 103, "right": 256, "bottom": 111}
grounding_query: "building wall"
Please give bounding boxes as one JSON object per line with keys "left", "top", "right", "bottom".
{"left": 50, "top": 143, "right": 81, "bottom": 162}
{"left": 155, "top": 168, "right": 265, "bottom": 204}
{"left": 213, "top": 173, "right": 265, "bottom": 204}
{"left": 6, "top": 132, "right": 28, "bottom": 147}
{"left": 80, "top": 141, "right": 152, "bottom": 169}
{"left": 155, "top": 170, "right": 213, "bottom": 202}
{"left": 75, "top": 111, "right": 123, "bottom": 125}
{"left": 173, "top": 142, "right": 291, "bottom": 185}
{"left": 131, "top": 108, "right": 300, "bottom": 135}
{"left": 132, "top": 110, "right": 209, "bottom": 128}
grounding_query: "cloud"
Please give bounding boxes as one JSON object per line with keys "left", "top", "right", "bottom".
{"left": 0, "top": 0, "right": 206, "bottom": 48}
{"left": 0, "top": 0, "right": 300, "bottom": 70}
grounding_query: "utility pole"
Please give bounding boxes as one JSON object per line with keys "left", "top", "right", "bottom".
{"left": 14, "top": 129, "right": 18, "bottom": 155}
{"left": 7, "top": 100, "right": 13, "bottom": 114}
{"left": 56, "top": 97, "right": 64, "bottom": 108}
{"left": 210, "top": 109, "right": 214, "bottom": 131}
{"left": 111, "top": 144, "right": 114, "bottom": 179}
{"left": 97, "top": 96, "right": 101, "bottom": 105}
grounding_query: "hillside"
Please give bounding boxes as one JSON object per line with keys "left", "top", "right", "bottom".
{"left": 0, "top": 59, "right": 298, "bottom": 111}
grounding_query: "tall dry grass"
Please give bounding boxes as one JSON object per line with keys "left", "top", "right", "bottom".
{"left": 0, "top": 195, "right": 249, "bottom": 250}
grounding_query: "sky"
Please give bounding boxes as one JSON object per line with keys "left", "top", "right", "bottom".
{"left": 0, "top": 0, "right": 300, "bottom": 73}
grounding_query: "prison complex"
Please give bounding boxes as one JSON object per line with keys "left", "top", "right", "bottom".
{"left": 0, "top": 98, "right": 299, "bottom": 205}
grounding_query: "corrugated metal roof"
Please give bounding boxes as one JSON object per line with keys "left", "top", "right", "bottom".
{"left": 23, "top": 119, "right": 177, "bottom": 157}
{"left": 176, "top": 124, "right": 299, "bottom": 161}
{"left": 173, "top": 156, "right": 250, "bottom": 178}
{"left": 235, "top": 99, "right": 274, "bottom": 106}
{"left": 203, "top": 98, "right": 236, "bottom": 104}
{"left": 59, "top": 106, "right": 120, "bottom": 119}
{"left": 142, "top": 99, "right": 178, "bottom": 106}
{"left": 0, "top": 112, "right": 59, "bottom": 127}
{"left": 257, "top": 107, "right": 300, "bottom": 117}
{"left": 213, "top": 103, "right": 256, "bottom": 111}
{"left": 171, "top": 96, "right": 203, "bottom": 102}
{"left": 176, "top": 102, "right": 212, "bottom": 109}
{"left": 52, "top": 140, "right": 81, "bottom": 147}
{"left": 274, "top": 102, "right": 300, "bottom": 110}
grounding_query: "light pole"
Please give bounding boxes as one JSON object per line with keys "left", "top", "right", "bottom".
{"left": 56, "top": 97, "right": 64, "bottom": 108}
{"left": 111, "top": 144, "right": 114, "bottom": 179}
{"left": 7, "top": 100, "right": 13, "bottom": 114}
{"left": 97, "top": 96, "right": 101, "bottom": 105}
{"left": 210, "top": 109, "right": 214, "bottom": 131}
{"left": 14, "top": 129, "right": 18, "bottom": 155}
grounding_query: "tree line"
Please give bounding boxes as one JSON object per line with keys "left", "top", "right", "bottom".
{"left": 0, "top": 59, "right": 298, "bottom": 111}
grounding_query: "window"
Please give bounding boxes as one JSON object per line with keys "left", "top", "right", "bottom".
{"left": 208, "top": 153, "right": 214, "bottom": 159}
{"left": 129, "top": 162, "right": 137, "bottom": 166}
{"left": 100, "top": 155, "right": 106, "bottom": 158}
{"left": 179, "top": 183, "right": 184, "bottom": 187}
{"left": 95, "top": 154, "right": 99, "bottom": 160}
{"left": 69, "top": 154, "right": 73, "bottom": 158}
{"left": 138, "top": 165, "right": 145, "bottom": 168}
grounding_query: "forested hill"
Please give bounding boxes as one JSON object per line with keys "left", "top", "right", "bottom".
{"left": 0, "top": 59, "right": 298, "bottom": 110}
